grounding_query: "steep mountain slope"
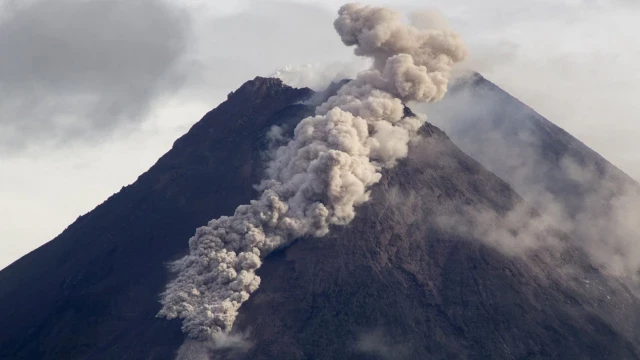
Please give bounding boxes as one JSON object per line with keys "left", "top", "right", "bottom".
{"left": 422, "top": 73, "right": 640, "bottom": 277}
{"left": 0, "top": 78, "right": 313, "bottom": 359}
{"left": 0, "top": 77, "right": 639, "bottom": 359}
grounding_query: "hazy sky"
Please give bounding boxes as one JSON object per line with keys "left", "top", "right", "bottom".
{"left": 1, "top": 0, "right": 639, "bottom": 269}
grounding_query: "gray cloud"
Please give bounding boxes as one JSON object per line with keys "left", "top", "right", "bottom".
{"left": 0, "top": 0, "right": 189, "bottom": 153}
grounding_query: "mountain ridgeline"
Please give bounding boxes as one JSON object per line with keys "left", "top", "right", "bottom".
{"left": 0, "top": 76, "right": 639, "bottom": 359}
{"left": 424, "top": 73, "right": 640, "bottom": 279}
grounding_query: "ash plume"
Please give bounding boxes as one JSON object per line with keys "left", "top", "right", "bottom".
{"left": 158, "top": 3, "right": 467, "bottom": 340}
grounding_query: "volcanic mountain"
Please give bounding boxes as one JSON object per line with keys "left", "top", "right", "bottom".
{"left": 1, "top": 76, "right": 639, "bottom": 359}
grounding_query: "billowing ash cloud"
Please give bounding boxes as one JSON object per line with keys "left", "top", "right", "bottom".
{"left": 158, "top": 3, "right": 467, "bottom": 340}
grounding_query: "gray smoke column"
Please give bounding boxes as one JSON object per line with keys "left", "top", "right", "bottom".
{"left": 158, "top": 3, "right": 467, "bottom": 340}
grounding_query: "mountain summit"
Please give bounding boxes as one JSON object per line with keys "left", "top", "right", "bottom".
{"left": 1, "top": 76, "right": 639, "bottom": 359}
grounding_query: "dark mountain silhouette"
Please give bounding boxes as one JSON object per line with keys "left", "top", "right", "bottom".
{"left": 1, "top": 76, "right": 639, "bottom": 359}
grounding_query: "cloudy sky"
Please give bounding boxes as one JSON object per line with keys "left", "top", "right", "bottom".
{"left": 1, "top": 0, "right": 639, "bottom": 269}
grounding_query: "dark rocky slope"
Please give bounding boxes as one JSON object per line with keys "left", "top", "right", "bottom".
{"left": 0, "top": 77, "right": 639, "bottom": 359}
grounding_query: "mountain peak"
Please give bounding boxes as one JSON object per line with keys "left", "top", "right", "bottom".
{"left": 227, "top": 76, "right": 310, "bottom": 102}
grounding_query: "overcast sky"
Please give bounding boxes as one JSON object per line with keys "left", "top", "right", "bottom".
{"left": 1, "top": 0, "right": 639, "bottom": 269}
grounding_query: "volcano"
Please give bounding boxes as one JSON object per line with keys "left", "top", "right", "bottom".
{"left": 1, "top": 76, "right": 639, "bottom": 360}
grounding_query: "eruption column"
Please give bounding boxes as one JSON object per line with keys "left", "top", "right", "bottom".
{"left": 159, "top": 3, "right": 467, "bottom": 340}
